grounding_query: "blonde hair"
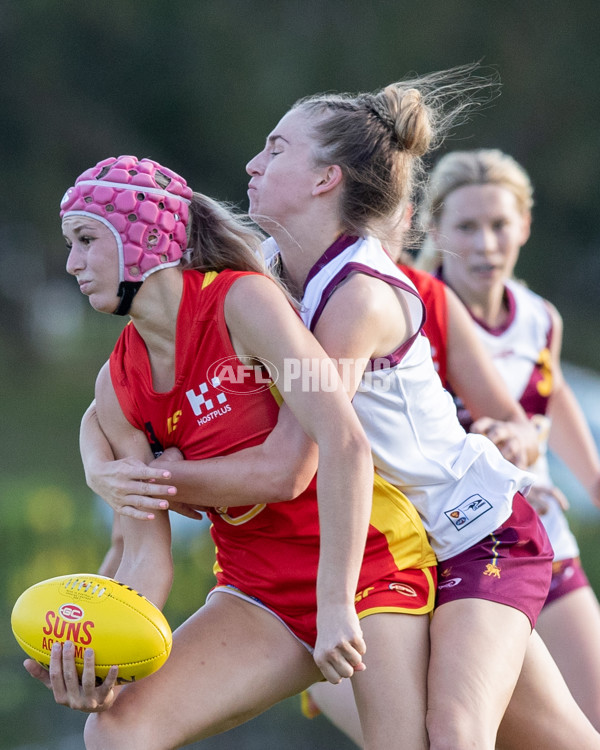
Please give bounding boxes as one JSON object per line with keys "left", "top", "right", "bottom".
{"left": 418, "top": 148, "right": 534, "bottom": 271}
{"left": 292, "top": 64, "right": 498, "bottom": 237}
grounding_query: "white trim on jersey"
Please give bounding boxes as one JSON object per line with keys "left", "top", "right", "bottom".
{"left": 301, "top": 235, "right": 534, "bottom": 560}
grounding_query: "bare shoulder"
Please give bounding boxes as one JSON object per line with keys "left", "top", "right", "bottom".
{"left": 94, "top": 360, "right": 129, "bottom": 427}
{"left": 224, "top": 273, "right": 296, "bottom": 327}
{"left": 225, "top": 272, "right": 285, "bottom": 307}
{"left": 330, "top": 271, "right": 399, "bottom": 318}
{"left": 95, "top": 360, "right": 113, "bottom": 397}
{"left": 316, "top": 272, "right": 408, "bottom": 360}
{"left": 542, "top": 298, "right": 563, "bottom": 330}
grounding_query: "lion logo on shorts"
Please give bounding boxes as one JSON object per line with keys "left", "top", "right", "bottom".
{"left": 483, "top": 563, "right": 501, "bottom": 579}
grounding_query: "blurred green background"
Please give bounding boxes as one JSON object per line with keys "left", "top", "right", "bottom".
{"left": 2, "top": 1, "right": 600, "bottom": 747}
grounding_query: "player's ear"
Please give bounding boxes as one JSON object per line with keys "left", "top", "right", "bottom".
{"left": 519, "top": 210, "right": 532, "bottom": 245}
{"left": 313, "top": 165, "right": 343, "bottom": 196}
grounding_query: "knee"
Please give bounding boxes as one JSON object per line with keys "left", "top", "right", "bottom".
{"left": 84, "top": 714, "right": 102, "bottom": 750}
{"left": 84, "top": 712, "right": 136, "bottom": 750}
{"left": 426, "top": 704, "right": 495, "bottom": 750}
{"left": 84, "top": 714, "right": 113, "bottom": 750}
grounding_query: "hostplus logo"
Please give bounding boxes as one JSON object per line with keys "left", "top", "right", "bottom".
{"left": 186, "top": 377, "right": 232, "bottom": 425}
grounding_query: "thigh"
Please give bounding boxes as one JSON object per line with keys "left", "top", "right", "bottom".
{"left": 536, "top": 585, "right": 600, "bottom": 730}
{"left": 307, "top": 613, "right": 430, "bottom": 750}
{"left": 498, "top": 629, "right": 600, "bottom": 750}
{"left": 428, "top": 598, "right": 530, "bottom": 748}
{"left": 352, "top": 612, "right": 430, "bottom": 750}
{"left": 308, "top": 679, "right": 364, "bottom": 747}
{"left": 86, "top": 593, "right": 322, "bottom": 750}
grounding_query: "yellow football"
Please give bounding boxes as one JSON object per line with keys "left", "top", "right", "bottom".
{"left": 11, "top": 574, "right": 172, "bottom": 683}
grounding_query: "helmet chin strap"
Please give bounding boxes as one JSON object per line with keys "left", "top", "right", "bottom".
{"left": 114, "top": 281, "right": 143, "bottom": 316}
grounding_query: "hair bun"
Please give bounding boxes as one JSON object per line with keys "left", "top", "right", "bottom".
{"left": 393, "top": 87, "right": 432, "bottom": 156}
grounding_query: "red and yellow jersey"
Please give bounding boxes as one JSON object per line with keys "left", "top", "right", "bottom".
{"left": 110, "top": 269, "right": 435, "bottom": 645}
{"left": 110, "top": 269, "right": 278, "bottom": 461}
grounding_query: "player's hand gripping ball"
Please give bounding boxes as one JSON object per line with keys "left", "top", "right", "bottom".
{"left": 11, "top": 574, "right": 172, "bottom": 683}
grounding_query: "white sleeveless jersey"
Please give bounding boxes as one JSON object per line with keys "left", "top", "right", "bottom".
{"left": 462, "top": 278, "right": 578, "bottom": 561}
{"left": 299, "top": 235, "right": 533, "bottom": 560}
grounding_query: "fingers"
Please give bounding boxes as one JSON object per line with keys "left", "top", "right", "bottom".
{"left": 44, "top": 642, "right": 118, "bottom": 713}
{"left": 24, "top": 659, "right": 52, "bottom": 688}
{"left": 89, "top": 458, "right": 176, "bottom": 515}
{"left": 49, "top": 642, "right": 68, "bottom": 700}
{"left": 109, "top": 460, "right": 173, "bottom": 486}
{"left": 496, "top": 439, "right": 527, "bottom": 469}
{"left": 122, "top": 481, "right": 177, "bottom": 503}
{"left": 316, "top": 641, "right": 367, "bottom": 684}
{"left": 470, "top": 416, "right": 493, "bottom": 434}
{"left": 80, "top": 651, "right": 118, "bottom": 706}
{"left": 110, "top": 483, "right": 177, "bottom": 519}
{"left": 314, "top": 621, "right": 367, "bottom": 685}
{"left": 115, "top": 495, "right": 174, "bottom": 520}
{"left": 98, "top": 665, "right": 119, "bottom": 701}
{"left": 527, "top": 484, "right": 569, "bottom": 515}
{"left": 471, "top": 419, "right": 530, "bottom": 468}
{"left": 527, "top": 493, "right": 550, "bottom": 515}
{"left": 471, "top": 418, "right": 539, "bottom": 469}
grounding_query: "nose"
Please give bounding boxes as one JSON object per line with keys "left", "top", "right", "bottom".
{"left": 66, "top": 245, "right": 83, "bottom": 276}
{"left": 473, "top": 226, "right": 498, "bottom": 256}
{"left": 246, "top": 152, "right": 263, "bottom": 176}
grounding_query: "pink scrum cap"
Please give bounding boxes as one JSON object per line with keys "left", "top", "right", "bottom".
{"left": 60, "top": 155, "right": 193, "bottom": 315}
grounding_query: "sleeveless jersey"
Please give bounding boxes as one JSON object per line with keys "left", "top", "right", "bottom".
{"left": 445, "top": 276, "right": 578, "bottom": 561}
{"left": 400, "top": 265, "right": 448, "bottom": 385}
{"left": 298, "top": 235, "right": 533, "bottom": 561}
{"left": 110, "top": 268, "right": 436, "bottom": 643}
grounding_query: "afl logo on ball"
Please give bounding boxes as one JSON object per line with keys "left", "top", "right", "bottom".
{"left": 58, "top": 604, "right": 84, "bottom": 622}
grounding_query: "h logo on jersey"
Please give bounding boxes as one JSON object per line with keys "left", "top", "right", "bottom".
{"left": 186, "top": 377, "right": 228, "bottom": 416}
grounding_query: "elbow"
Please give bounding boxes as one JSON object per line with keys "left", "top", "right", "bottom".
{"left": 263, "top": 461, "right": 317, "bottom": 501}
{"left": 258, "top": 442, "right": 319, "bottom": 502}
{"left": 337, "top": 426, "right": 373, "bottom": 470}
{"left": 355, "top": 429, "right": 374, "bottom": 468}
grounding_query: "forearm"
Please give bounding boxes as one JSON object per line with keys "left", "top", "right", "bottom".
{"left": 156, "top": 404, "right": 318, "bottom": 507}
{"left": 113, "top": 513, "right": 174, "bottom": 610}
{"left": 93, "top": 362, "right": 174, "bottom": 608}
{"left": 97, "top": 514, "right": 124, "bottom": 578}
{"left": 80, "top": 401, "right": 116, "bottom": 490}
{"left": 160, "top": 441, "right": 317, "bottom": 507}
{"left": 315, "top": 431, "right": 373, "bottom": 607}
{"left": 548, "top": 383, "right": 600, "bottom": 496}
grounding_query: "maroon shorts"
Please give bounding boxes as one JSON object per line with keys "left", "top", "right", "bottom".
{"left": 435, "top": 493, "right": 553, "bottom": 628}
{"left": 544, "top": 557, "right": 590, "bottom": 607}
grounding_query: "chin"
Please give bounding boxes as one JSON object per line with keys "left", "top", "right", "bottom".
{"left": 89, "top": 296, "right": 120, "bottom": 315}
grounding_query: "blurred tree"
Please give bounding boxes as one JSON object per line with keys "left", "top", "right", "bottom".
{"left": 1, "top": 2, "right": 599, "bottom": 747}
{"left": 1, "top": 0, "right": 599, "bottom": 368}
